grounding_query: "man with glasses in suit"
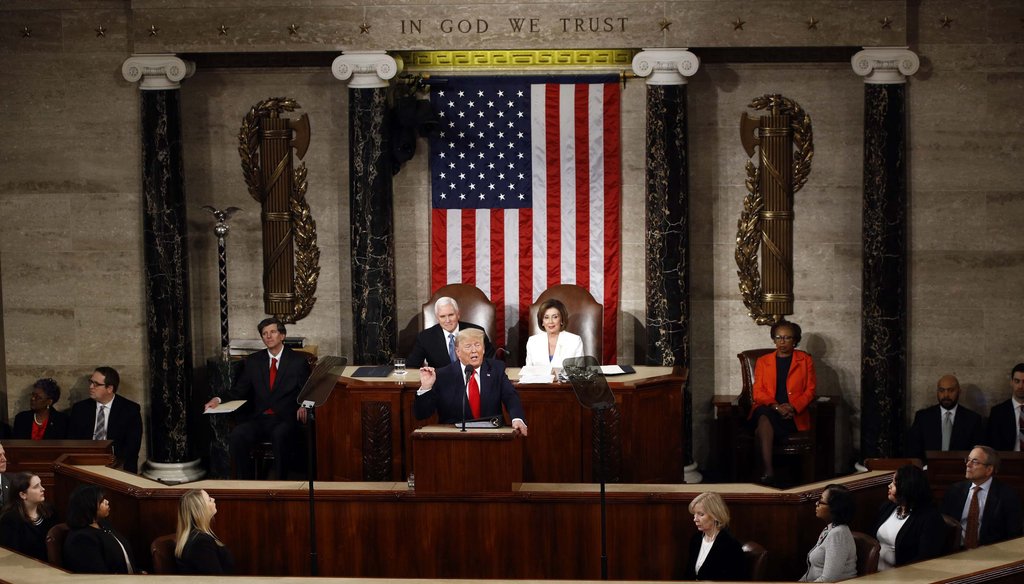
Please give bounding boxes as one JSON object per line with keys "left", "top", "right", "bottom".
{"left": 68, "top": 367, "right": 143, "bottom": 473}
{"left": 941, "top": 445, "right": 1022, "bottom": 548}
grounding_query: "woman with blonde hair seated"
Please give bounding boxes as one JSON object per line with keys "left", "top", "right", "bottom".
{"left": 525, "top": 298, "right": 584, "bottom": 368}
{"left": 175, "top": 489, "right": 234, "bottom": 574}
{"left": 684, "top": 491, "right": 749, "bottom": 581}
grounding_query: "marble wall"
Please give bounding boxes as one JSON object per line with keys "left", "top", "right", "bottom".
{"left": 1, "top": 0, "right": 1022, "bottom": 475}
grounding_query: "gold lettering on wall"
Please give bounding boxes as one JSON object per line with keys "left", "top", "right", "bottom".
{"left": 398, "top": 16, "right": 629, "bottom": 35}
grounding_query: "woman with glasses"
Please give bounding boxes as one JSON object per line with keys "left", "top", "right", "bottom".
{"left": 11, "top": 378, "right": 68, "bottom": 440}
{"left": 0, "top": 472, "right": 57, "bottom": 561}
{"left": 747, "top": 320, "right": 817, "bottom": 485}
{"left": 872, "top": 464, "right": 945, "bottom": 570}
{"left": 799, "top": 484, "right": 857, "bottom": 582}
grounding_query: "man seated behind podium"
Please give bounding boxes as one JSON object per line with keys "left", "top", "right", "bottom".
{"left": 407, "top": 296, "right": 495, "bottom": 368}
{"left": 906, "top": 374, "right": 985, "bottom": 462}
{"left": 414, "top": 328, "right": 527, "bottom": 436}
{"left": 204, "top": 317, "right": 311, "bottom": 479}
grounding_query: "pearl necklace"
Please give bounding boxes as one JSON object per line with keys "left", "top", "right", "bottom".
{"left": 33, "top": 412, "right": 46, "bottom": 426}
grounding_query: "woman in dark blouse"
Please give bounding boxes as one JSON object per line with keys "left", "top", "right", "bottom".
{"left": 63, "top": 484, "right": 137, "bottom": 574}
{"left": 12, "top": 378, "right": 69, "bottom": 440}
{"left": 175, "top": 489, "right": 234, "bottom": 574}
{"left": 0, "top": 472, "right": 57, "bottom": 560}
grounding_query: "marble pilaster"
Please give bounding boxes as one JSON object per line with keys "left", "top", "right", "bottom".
{"left": 852, "top": 48, "right": 919, "bottom": 459}
{"left": 632, "top": 49, "right": 699, "bottom": 479}
{"left": 334, "top": 52, "right": 400, "bottom": 364}
{"left": 123, "top": 55, "right": 203, "bottom": 480}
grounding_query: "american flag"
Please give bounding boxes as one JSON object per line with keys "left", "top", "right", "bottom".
{"left": 428, "top": 76, "right": 621, "bottom": 364}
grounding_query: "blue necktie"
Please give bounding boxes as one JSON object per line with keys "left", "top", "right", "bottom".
{"left": 448, "top": 333, "right": 457, "bottom": 363}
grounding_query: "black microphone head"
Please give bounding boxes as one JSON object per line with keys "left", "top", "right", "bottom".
{"left": 464, "top": 364, "right": 474, "bottom": 377}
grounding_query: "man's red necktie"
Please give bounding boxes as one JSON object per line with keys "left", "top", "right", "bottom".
{"left": 468, "top": 372, "right": 481, "bottom": 419}
{"left": 269, "top": 357, "right": 278, "bottom": 391}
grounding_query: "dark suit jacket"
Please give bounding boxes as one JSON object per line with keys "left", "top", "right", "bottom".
{"left": 68, "top": 394, "right": 143, "bottom": 473}
{"left": 906, "top": 404, "right": 985, "bottom": 461}
{"left": 987, "top": 399, "right": 1020, "bottom": 451}
{"left": 407, "top": 321, "right": 495, "bottom": 368}
{"left": 221, "top": 347, "right": 312, "bottom": 422}
{"left": 63, "top": 524, "right": 135, "bottom": 574}
{"left": 0, "top": 473, "right": 10, "bottom": 508}
{"left": 684, "top": 528, "right": 748, "bottom": 581}
{"left": 0, "top": 510, "right": 56, "bottom": 561}
{"left": 941, "top": 478, "right": 1023, "bottom": 546}
{"left": 12, "top": 408, "right": 69, "bottom": 440}
{"left": 872, "top": 501, "right": 946, "bottom": 567}
{"left": 414, "top": 358, "right": 525, "bottom": 424}
{"left": 176, "top": 531, "right": 235, "bottom": 575}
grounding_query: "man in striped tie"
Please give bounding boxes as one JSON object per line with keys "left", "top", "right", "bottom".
{"left": 407, "top": 296, "right": 495, "bottom": 368}
{"left": 986, "top": 363, "right": 1024, "bottom": 451}
{"left": 205, "top": 317, "right": 311, "bottom": 479}
{"left": 68, "top": 367, "right": 143, "bottom": 473}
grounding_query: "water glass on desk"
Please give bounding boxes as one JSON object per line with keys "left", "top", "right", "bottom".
{"left": 393, "top": 357, "right": 406, "bottom": 375}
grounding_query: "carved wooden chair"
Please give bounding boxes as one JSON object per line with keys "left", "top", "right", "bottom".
{"left": 742, "top": 540, "right": 768, "bottom": 581}
{"left": 150, "top": 533, "right": 177, "bottom": 574}
{"left": 527, "top": 284, "right": 603, "bottom": 363}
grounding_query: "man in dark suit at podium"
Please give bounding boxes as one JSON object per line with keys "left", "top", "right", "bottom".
{"left": 414, "top": 328, "right": 527, "bottom": 436}
{"left": 68, "top": 367, "right": 143, "bottom": 473}
{"left": 987, "top": 363, "right": 1024, "bottom": 451}
{"left": 906, "top": 374, "right": 985, "bottom": 461}
{"left": 407, "top": 297, "right": 495, "bottom": 368}
{"left": 204, "top": 317, "right": 311, "bottom": 479}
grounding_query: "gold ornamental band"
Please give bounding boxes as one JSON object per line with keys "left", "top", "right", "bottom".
{"left": 759, "top": 128, "right": 792, "bottom": 137}
{"left": 398, "top": 49, "right": 636, "bottom": 70}
{"left": 262, "top": 212, "right": 292, "bottom": 222}
{"left": 261, "top": 129, "right": 292, "bottom": 139}
{"left": 266, "top": 292, "right": 296, "bottom": 302}
{"left": 762, "top": 293, "right": 794, "bottom": 302}
{"left": 760, "top": 211, "right": 795, "bottom": 220}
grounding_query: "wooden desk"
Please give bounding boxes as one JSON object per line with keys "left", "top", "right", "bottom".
{"left": 412, "top": 426, "right": 523, "bottom": 493}
{"left": 316, "top": 366, "right": 686, "bottom": 484}
{"left": 2, "top": 439, "right": 115, "bottom": 493}
{"left": 52, "top": 459, "right": 893, "bottom": 580}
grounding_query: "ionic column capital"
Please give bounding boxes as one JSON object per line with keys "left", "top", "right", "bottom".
{"left": 632, "top": 49, "right": 700, "bottom": 86}
{"left": 332, "top": 51, "right": 402, "bottom": 89}
{"left": 851, "top": 47, "right": 919, "bottom": 85}
{"left": 121, "top": 54, "right": 195, "bottom": 90}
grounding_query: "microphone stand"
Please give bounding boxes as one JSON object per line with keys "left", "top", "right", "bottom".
{"left": 461, "top": 364, "right": 473, "bottom": 432}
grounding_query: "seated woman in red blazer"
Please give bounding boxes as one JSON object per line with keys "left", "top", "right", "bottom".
{"left": 747, "top": 320, "right": 816, "bottom": 485}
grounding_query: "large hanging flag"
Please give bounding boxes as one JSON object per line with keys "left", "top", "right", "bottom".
{"left": 428, "top": 75, "right": 621, "bottom": 364}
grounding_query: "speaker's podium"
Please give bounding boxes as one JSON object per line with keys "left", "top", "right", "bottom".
{"left": 412, "top": 425, "right": 524, "bottom": 493}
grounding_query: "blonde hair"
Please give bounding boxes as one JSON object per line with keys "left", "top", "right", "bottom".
{"left": 456, "top": 328, "right": 485, "bottom": 347}
{"left": 688, "top": 491, "right": 731, "bottom": 529}
{"left": 174, "top": 489, "right": 222, "bottom": 558}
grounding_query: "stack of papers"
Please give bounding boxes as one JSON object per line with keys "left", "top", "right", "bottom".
{"left": 518, "top": 365, "right": 555, "bottom": 384}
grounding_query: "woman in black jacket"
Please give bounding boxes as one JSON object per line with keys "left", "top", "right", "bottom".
{"left": 63, "top": 484, "right": 137, "bottom": 573}
{"left": 11, "top": 378, "right": 68, "bottom": 440}
{"left": 175, "top": 489, "right": 234, "bottom": 574}
{"left": 684, "top": 491, "right": 749, "bottom": 581}
{"left": 0, "top": 472, "right": 57, "bottom": 560}
{"left": 872, "top": 464, "right": 946, "bottom": 570}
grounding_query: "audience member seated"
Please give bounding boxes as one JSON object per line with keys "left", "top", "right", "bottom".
{"left": 204, "top": 317, "right": 311, "bottom": 480}
{"left": 872, "top": 464, "right": 945, "bottom": 570}
{"left": 940, "top": 445, "right": 1023, "bottom": 548}
{"left": 68, "top": 367, "right": 143, "bottom": 473}
{"left": 684, "top": 491, "right": 749, "bottom": 581}
{"left": 524, "top": 298, "right": 584, "bottom": 368}
{"left": 12, "top": 378, "right": 69, "bottom": 440}
{"left": 409, "top": 296, "right": 495, "bottom": 368}
{"left": 747, "top": 320, "right": 816, "bottom": 485}
{"left": 414, "top": 329, "right": 528, "bottom": 435}
{"left": 63, "top": 484, "right": 137, "bottom": 574}
{"left": 0, "top": 443, "right": 9, "bottom": 508}
{"left": 905, "top": 374, "right": 984, "bottom": 462}
{"left": 0, "top": 472, "right": 56, "bottom": 561}
{"left": 800, "top": 484, "right": 857, "bottom": 582}
{"left": 175, "top": 489, "right": 234, "bottom": 575}
{"left": 987, "top": 363, "right": 1024, "bottom": 451}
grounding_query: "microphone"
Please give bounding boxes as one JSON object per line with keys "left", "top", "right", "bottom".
{"left": 461, "top": 364, "right": 474, "bottom": 432}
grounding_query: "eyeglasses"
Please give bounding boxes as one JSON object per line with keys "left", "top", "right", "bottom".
{"left": 773, "top": 336, "right": 795, "bottom": 342}
{"left": 815, "top": 499, "right": 830, "bottom": 507}
{"left": 964, "top": 457, "right": 992, "bottom": 467}
{"left": 88, "top": 380, "right": 108, "bottom": 387}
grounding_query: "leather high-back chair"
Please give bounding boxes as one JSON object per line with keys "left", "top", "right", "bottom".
{"left": 742, "top": 540, "right": 768, "bottom": 581}
{"left": 851, "top": 530, "right": 880, "bottom": 576}
{"left": 150, "top": 533, "right": 177, "bottom": 574}
{"left": 735, "top": 348, "right": 816, "bottom": 483}
{"left": 527, "top": 284, "right": 603, "bottom": 362}
{"left": 45, "top": 522, "right": 70, "bottom": 568}
{"left": 422, "top": 283, "right": 498, "bottom": 346}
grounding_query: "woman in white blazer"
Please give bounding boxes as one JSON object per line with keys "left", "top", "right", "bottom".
{"left": 525, "top": 298, "right": 584, "bottom": 367}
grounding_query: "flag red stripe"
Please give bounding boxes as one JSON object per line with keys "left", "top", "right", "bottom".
{"left": 490, "top": 208, "right": 506, "bottom": 348}
{"left": 545, "top": 84, "right": 562, "bottom": 287}
{"left": 431, "top": 209, "right": 447, "bottom": 293}
{"left": 518, "top": 209, "right": 534, "bottom": 349}
{"left": 574, "top": 84, "right": 591, "bottom": 290}
{"left": 462, "top": 211, "right": 476, "bottom": 286}
{"left": 602, "top": 83, "right": 622, "bottom": 364}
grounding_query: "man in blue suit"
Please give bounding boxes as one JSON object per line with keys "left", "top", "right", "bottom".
{"left": 414, "top": 328, "right": 527, "bottom": 436}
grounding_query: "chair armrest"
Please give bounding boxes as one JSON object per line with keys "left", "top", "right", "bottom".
{"left": 713, "top": 394, "right": 739, "bottom": 420}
